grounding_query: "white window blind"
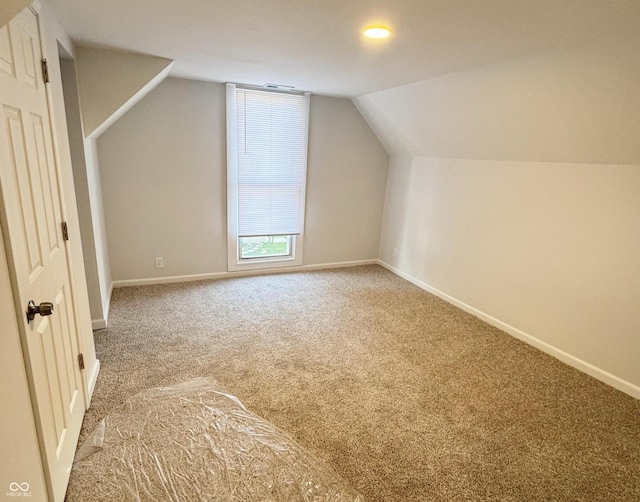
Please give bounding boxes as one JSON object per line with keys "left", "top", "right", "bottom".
{"left": 235, "top": 88, "right": 308, "bottom": 237}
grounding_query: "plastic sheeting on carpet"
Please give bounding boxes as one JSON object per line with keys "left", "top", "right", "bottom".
{"left": 67, "top": 378, "right": 363, "bottom": 501}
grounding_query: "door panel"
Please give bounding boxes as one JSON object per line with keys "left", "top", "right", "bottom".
{"left": 39, "top": 316, "right": 66, "bottom": 450}
{"left": 0, "top": 7, "right": 86, "bottom": 502}
{"left": 15, "top": 15, "right": 38, "bottom": 89}
{"left": 0, "top": 25, "right": 16, "bottom": 77}
{"left": 31, "top": 111, "right": 61, "bottom": 257}
{"left": 3, "top": 104, "right": 43, "bottom": 276}
{"left": 51, "top": 286, "right": 77, "bottom": 416}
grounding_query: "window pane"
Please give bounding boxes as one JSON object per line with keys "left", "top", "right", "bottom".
{"left": 239, "top": 235, "right": 292, "bottom": 259}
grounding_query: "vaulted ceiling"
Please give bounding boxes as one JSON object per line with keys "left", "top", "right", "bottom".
{"left": 48, "top": 0, "right": 640, "bottom": 97}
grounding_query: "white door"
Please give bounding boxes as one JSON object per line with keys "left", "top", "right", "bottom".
{"left": 0, "top": 7, "right": 85, "bottom": 502}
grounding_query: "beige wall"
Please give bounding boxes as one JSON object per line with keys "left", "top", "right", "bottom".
{"left": 363, "top": 33, "right": 640, "bottom": 396}
{"left": 97, "top": 78, "right": 388, "bottom": 281}
{"left": 60, "top": 58, "right": 104, "bottom": 322}
{"left": 83, "top": 138, "right": 112, "bottom": 322}
{"left": 303, "top": 94, "right": 388, "bottom": 264}
{"left": 98, "top": 78, "right": 228, "bottom": 280}
{"left": 67, "top": 46, "right": 173, "bottom": 324}
{"left": 60, "top": 59, "right": 114, "bottom": 328}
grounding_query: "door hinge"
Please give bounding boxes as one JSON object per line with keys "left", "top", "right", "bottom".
{"left": 62, "top": 221, "right": 69, "bottom": 241}
{"left": 78, "top": 353, "right": 85, "bottom": 370}
{"left": 41, "top": 59, "right": 50, "bottom": 84}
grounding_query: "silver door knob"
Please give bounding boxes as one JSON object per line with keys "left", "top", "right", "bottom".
{"left": 26, "top": 300, "right": 54, "bottom": 322}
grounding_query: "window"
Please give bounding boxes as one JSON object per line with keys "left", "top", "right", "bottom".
{"left": 226, "top": 84, "right": 310, "bottom": 271}
{"left": 239, "top": 235, "right": 292, "bottom": 259}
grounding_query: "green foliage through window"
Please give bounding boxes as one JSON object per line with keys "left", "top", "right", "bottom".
{"left": 240, "top": 235, "right": 291, "bottom": 259}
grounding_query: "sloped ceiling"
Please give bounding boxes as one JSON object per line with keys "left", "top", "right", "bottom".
{"left": 355, "top": 34, "right": 640, "bottom": 164}
{"left": 47, "top": 0, "right": 640, "bottom": 97}
{"left": 75, "top": 47, "right": 173, "bottom": 138}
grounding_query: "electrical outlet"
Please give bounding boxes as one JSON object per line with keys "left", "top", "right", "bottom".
{"left": 392, "top": 247, "right": 398, "bottom": 258}
{"left": 155, "top": 257, "right": 163, "bottom": 269}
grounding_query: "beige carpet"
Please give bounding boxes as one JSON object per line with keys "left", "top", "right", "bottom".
{"left": 78, "top": 265, "right": 640, "bottom": 501}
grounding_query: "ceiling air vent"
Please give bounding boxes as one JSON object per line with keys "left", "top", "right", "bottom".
{"left": 262, "top": 83, "right": 295, "bottom": 90}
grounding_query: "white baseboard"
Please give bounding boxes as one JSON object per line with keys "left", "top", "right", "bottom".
{"left": 103, "top": 281, "right": 114, "bottom": 321}
{"left": 91, "top": 318, "right": 107, "bottom": 330}
{"left": 86, "top": 359, "right": 100, "bottom": 406}
{"left": 112, "top": 259, "right": 378, "bottom": 288}
{"left": 377, "top": 260, "right": 640, "bottom": 400}
{"left": 92, "top": 283, "right": 114, "bottom": 330}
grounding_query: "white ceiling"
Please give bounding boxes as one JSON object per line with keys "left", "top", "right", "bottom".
{"left": 47, "top": 0, "right": 640, "bottom": 98}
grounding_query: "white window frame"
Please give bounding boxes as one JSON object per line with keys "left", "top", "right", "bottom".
{"left": 226, "top": 83, "right": 310, "bottom": 272}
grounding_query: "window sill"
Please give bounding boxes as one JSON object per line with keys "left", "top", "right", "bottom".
{"left": 228, "top": 255, "right": 302, "bottom": 272}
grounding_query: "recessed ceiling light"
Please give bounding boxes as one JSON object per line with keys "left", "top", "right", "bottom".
{"left": 363, "top": 26, "right": 391, "bottom": 39}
